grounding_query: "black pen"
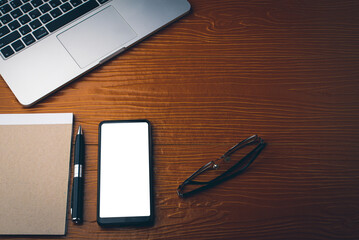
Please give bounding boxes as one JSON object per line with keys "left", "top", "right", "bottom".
{"left": 71, "top": 125, "right": 85, "bottom": 224}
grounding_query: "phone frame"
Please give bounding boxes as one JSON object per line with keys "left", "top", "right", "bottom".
{"left": 97, "top": 119, "right": 154, "bottom": 226}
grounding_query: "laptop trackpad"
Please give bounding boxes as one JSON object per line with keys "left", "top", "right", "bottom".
{"left": 58, "top": 6, "right": 137, "bottom": 68}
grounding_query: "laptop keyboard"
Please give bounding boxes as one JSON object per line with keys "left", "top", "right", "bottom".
{"left": 0, "top": 0, "right": 109, "bottom": 59}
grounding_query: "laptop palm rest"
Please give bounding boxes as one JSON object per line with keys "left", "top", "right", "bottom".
{"left": 57, "top": 6, "right": 137, "bottom": 68}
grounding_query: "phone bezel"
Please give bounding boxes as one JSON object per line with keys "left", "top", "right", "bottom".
{"left": 97, "top": 119, "right": 154, "bottom": 226}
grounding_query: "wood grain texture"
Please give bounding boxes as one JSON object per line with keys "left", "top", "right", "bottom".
{"left": 1, "top": 0, "right": 359, "bottom": 239}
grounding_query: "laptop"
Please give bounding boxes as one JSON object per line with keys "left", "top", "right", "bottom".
{"left": 0, "top": 0, "right": 191, "bottom": 106}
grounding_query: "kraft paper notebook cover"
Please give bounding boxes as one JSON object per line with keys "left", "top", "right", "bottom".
{"left": 0, "top": 113, "right": 73, "bottom": 235}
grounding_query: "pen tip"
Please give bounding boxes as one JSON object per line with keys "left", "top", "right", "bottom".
{"left": 77, "top": 125, "right": 83, "bottom": 135}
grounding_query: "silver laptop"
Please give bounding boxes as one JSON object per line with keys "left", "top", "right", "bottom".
{"left": 0, "top": 0, "right": 190, "bottom": 106}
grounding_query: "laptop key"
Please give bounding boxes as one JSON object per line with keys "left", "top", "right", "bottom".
{"left": 10, "top": 0, "right": 22, "bottom": 8}
{"left": 39, "top": 3, "right": 50, "bottom": 13}
{"left": 70, "top": 0, "right": 81, "bottom": 7}
{"left": 39, "top": 13, "right": 51, "bottom": 23}
{"left": 21, "top": 2, "right": 33, "bottom": 13}
{"left": 49, "top": 7, "right": 61, "bottom": 18}
{"left": 49, "top": 0, "right": 61, "bottom": 8}
{"left": 21, "top": 3, "right": 34, "bottom": 13}
{"left": 33, "top": 26, "right": 47, "bottom": 39}
{"left": 22, "top": 33, "right": 35, "bottom": 45}
{"left": 31, "top": 0, "right": 43, "bottom": 7}
{"left": 8, "top": 19, "right": 20, "bottom": 30}
{"left": 0, "top": 0, "right": 8, "bottom": 6}
{"left": 60, "top": 2, "right": 72, "bottom": 12}
{"left": 1, "top": 45, "right": 14, "bottom": 58}
{"left": 29, "top": 8, "right": 40, "bottom": 19}
{"left": 29, "top": 18, "right": 41, "bottom": 29}
{"left": 46, "top": 0, "right": 98, "bottom": 33}
{"left": 19, "top": 14, "right": 31, "bottom": 24}
{"left": 19, "top": 24, "right": 31, "bottom": 34}
{"left": 0, "top": 4, "right": 11, "bottom": 14}
{"left": 0, "top": 13, "right": 12, "bottom": 24}
{"left": 11, "top": 39, "right": 24, "bottom": 51}
{"left": 10, "top": 8, "right": 23, "bottom": 18}
{"left": 0, "top": 30, "right": 20, "bottom": 48}
{"left": 0, "top": 13, "right": 11, "bottom": 24}
{"left": 0, "top": 25, "right": 9, "bottom": 37}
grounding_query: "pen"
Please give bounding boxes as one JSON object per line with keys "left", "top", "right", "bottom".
{"left": 71, "top": 125, "right": 85, "bottom": 224}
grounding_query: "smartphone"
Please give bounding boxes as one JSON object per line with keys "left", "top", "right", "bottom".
{"left": 97, "top": 120, "right": 154, "bottom": 226}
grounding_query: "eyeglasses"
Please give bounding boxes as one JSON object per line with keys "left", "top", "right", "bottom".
{"left": 177, "top": 135, "right": 266, "bottom": 198}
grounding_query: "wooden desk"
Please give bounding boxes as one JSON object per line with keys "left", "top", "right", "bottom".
{"left": 1, "top": 0, "right": 359, "bottom": 239}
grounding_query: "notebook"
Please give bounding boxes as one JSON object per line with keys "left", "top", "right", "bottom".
{"left": 0, "top": 113, "right": 73, "bottom": 235}
{"left": 0, "top": 0, "right": 191, "bottom": 106}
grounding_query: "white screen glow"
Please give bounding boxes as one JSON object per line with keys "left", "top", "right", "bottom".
{"left": 99, "top": 122, "right": 150, "bottom": 218}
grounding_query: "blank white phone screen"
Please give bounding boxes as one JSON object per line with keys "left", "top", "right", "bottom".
{"left": 99, "top": 122, "right": 150, "bottom": 218}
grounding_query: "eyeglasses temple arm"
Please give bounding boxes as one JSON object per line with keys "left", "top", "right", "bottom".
{"left": 208, "top": 140, "right": 266, "bottom": 185}
{"left": 177, "top": 161, "right": 214, "bottom": 197}
{"left": 179, "top": 140, "right": 266, "bottom": 198}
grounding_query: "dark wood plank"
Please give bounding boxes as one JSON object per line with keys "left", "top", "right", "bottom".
{"left": 1, "top": 0, "right": 359, "bottom": 239}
